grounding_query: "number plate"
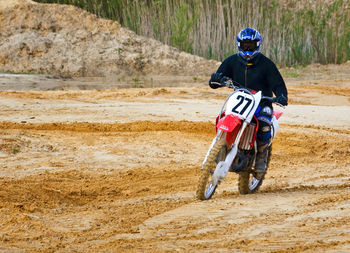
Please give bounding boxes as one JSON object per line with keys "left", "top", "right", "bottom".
{"left": 226, "top": 92, "right": 255, "bottom": 119}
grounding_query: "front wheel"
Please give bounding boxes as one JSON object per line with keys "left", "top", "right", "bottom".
{"left": 196, "top": 138, "right": 227, "bottom": 200}
{"left": 238, "top": 145, "right": 272, "bottom": 194}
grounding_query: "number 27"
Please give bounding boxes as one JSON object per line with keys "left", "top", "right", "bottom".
{"left": 232, "top": 95, "right": 252, "bottom": 115}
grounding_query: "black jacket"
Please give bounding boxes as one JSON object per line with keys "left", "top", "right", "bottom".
{"left": 210, "top": 53, "right": 288, "bottom": 105}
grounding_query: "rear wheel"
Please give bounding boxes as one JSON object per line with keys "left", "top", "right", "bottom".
{"left": 196, "top": 138, "right": 227, "bottom": 200}
{"left": 238, "top": 145, "right": 272, "bottom": 194}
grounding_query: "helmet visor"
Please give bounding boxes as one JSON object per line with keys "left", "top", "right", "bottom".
{"left": 239, "top": 40, "right": 259, "bottom": 52}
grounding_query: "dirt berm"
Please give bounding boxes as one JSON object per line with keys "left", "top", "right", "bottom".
{"left": 0, "top": 0, "right": 219, "bottom": 77}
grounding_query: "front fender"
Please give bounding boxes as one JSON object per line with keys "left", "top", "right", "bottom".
{"left": 217, "top": 114, "right": 241, "bottom": 132}
{"left": 217, "top": 114, "right": 241, "bottom": 147}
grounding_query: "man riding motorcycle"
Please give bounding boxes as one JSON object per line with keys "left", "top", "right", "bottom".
{"left": 209, "top": 28, "right": 288, "bottom": 179}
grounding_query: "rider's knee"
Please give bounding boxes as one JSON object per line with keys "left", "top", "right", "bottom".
{"left": 256, "top": 106, "right": 273, "bottom": 145}
{"left": 260, "top": 106, "right": 273, "bottom": 118}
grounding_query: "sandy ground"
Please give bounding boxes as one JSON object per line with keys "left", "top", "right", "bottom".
{"left": 0, "top": 73, "right": 350, "bottom": 252}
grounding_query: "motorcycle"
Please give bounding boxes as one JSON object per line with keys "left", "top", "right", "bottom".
{"left": 196, "top": 78, "right": 284, "bottom": 200}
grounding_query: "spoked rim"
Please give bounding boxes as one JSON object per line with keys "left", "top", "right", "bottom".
{"left": 196, "top": 138, "right": 227, "bottom": 200}
{"left": 204, "top": 181, "right": 217, "bottom": 199}
{"left": 248, "top": 176, "right": 261, "bottom": 190}
{"left": 205, "top": 142, "right": 227, "bottom": 199}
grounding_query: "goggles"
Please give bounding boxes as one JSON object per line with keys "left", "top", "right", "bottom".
{"left": 239, "top": 40, "right": 259, "bottom": 52}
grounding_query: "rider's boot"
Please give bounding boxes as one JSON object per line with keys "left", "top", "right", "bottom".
{"left": 254, "top": 143, "right": 268, "bottom": 180}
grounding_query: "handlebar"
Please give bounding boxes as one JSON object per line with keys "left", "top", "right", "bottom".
{"left": 211, "top": 78, "right": 285, "bottom": 107}
{"left": 210, "top": 80, "right": 240, "bottom": 90}
{"left": 261, "top": 96, "right": 277, "bottom": 103}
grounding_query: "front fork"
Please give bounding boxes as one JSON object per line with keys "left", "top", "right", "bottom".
{"left": 202, "top": 122, "right": 249, "bottom": 185}
{"left": 201, "top": 130, "right": 224, "bottom": 170}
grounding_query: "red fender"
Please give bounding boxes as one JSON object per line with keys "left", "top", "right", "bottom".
{"left": 217, "top": 114, "right": 241, "bottom": 132}
{"left": 216, "top": 114, "right": 242, "bottom": 147}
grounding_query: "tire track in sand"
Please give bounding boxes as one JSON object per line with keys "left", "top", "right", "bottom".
{"left": 1, "top": 120, "right": 349, "bottom": 251}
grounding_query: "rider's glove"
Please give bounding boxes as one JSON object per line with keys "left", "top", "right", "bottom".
{"left": 210, "top": 72, "right": 224, "bottom": 83}
{"left": 276, "top": 94, "right": 288, "bottom": 106}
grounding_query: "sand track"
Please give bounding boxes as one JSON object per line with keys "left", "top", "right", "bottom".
{"left": 0, "top": 74, "right": 349, "bottom": 251}
{"left": 1, "top": 1, "right": 350, "bottom": 251}
{"left": 0, "top": 121, "right": 214, "bottom": 134}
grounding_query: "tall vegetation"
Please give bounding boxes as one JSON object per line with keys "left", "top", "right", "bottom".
{"left": 34, "top": 0, "right": 350, "bottom": 66}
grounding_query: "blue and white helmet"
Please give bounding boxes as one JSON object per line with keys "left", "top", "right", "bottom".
{"left": 236, "top": 28, "right": 262, "bottom": 60}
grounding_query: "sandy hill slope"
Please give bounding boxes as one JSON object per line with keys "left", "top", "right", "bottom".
{"left": 0, "top": 0, "right": 219, "bottom": 77}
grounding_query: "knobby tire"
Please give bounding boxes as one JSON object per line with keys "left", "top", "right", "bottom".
{"left": 196, "top": 138, "right": 227, "bottom": 200}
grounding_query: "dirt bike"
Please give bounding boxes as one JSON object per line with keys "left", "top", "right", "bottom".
{"left": 196, "top": 79, "right": 284, "bottom": 200}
